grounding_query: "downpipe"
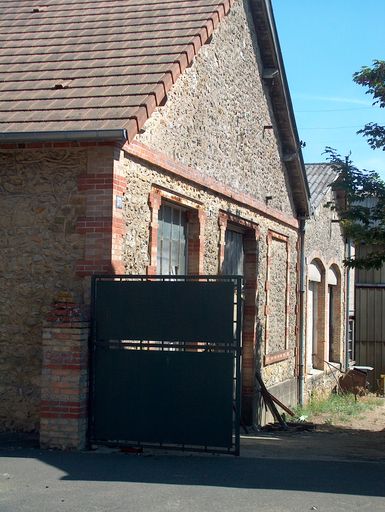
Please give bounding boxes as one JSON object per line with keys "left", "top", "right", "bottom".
{"left": 344, "top": 239, "right": 352, "bottom": 370}
{"left": 298, "top": 217, "right": 306, "bottom": 406}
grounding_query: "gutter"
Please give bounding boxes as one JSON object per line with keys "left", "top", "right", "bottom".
{"left": 263, "top": 0, "right": 311, "bottom": 215}
{"left": 0, "top": 129, "right": 128, "bottom": 143}
{"left": 298, "top": 217, "right": 306, "bottom": 405}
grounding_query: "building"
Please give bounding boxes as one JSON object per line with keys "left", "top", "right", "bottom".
{"left": 304, "top": 164, "right": 355, "bottom": 400}
{"left": 0, "top": 0, "right": 333, "bottom": 448}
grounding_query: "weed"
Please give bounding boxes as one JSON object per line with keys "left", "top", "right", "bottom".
{"left": 294, "top": 393, "right": 384, "bottom": 425}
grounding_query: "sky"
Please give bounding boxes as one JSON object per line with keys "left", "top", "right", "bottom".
{"left": 272, "top": 0, "right": 385, "bottom": 180}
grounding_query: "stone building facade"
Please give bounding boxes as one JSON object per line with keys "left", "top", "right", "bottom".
{"left": 0, "top": 143, "right": 118, "bottom": 431}
{"left": 0, "top": 0, "right": 315, "bottom": 446}
{"left": 304, "top": 164, "right": 354, "bottom": 400}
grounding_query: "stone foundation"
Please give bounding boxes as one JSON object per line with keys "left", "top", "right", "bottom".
{"left": 258, "top": 377, "right": 298, "bottom": 426}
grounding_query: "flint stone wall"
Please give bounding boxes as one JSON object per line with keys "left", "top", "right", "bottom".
{"left": 126, "top": 0, "right": 299, "bottom": 389}
{"left": 0, "top": 148, "right": 87, "bottom": 431}
{"left": 304, "top": 188, "right": 346, "bottom": 269}
{"left": 304, "top": 187, "right": 348, "bottom": 396}
{"left": 138, "top": 0, "right": 296, "bottom": 217}
{"left": 121, "top": 152, "right": 298, "bottom": 389}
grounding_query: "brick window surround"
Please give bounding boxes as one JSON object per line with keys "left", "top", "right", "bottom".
{"left": 328, "top": 263, "right": 343, "bottom": 364}
{"left": 218, "top": 212, "right": 260, "bottom": 425}
{"left": 306, "top": 258, "right": 343, "bottom": 373}
{"left": 147, "top": 188, "right": 206, "bottom": 276}
{"left": 264, "top": 230, "right": 291, "bottom": 366}
{"left": 307, "top": 257, "right": 327, "bottom": 371}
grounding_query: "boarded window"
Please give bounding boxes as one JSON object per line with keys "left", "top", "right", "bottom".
{"left": 307, "top": 280, "right": 319, "bottom": 370}
{"left": 157, "top": 203, "right": 187, "bottom": 275}
{"left": 223, "top": 229, "right": 244, "bottom": 275}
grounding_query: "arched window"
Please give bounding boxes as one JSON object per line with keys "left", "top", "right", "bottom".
{"left": 307, "top": 260, "right": 325, "bottom": 372}
{"left": 327, "top": 265, "right": 342, "bottom": 363}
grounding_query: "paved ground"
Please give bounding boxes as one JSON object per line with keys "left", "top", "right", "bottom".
{"left": 0, "top": 431, "right": 384, "bottom": 512}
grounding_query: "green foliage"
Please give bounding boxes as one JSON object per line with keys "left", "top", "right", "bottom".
{"left": 353, "top": 60, "right": 385, "bottom": 108}
{"left": 324, "top": 147, "right": 385, "bottom": 269}
{"left": 357, "top": 123, "right": 385, "bottom": 151}
{"left": 295, "top": 393, "right": 383, "bottom": 425}
{"left": 353, "top": 60, "right": 385, "bottom": 150}
{"left": 324, "top": 60, "right": 385, "bottom": 269}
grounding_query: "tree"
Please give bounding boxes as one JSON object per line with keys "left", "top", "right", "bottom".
{"left": 324, "top": 60, "right": 385, "bottom": 269}
{"left": 353, "top": 60, "right": 385, "bottom": 150}
{"left": 324, "top": 148, "right": 385, "bottom": 269}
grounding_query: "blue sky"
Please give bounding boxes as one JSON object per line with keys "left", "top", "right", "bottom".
{"left": 272, "top": 0, "right": 385, "bottom": 180}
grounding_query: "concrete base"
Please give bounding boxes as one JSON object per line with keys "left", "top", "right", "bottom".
{"left": 257, "top": 377, "right": 298, "bottom": 426}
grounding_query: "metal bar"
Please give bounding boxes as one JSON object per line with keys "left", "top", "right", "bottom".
{"left": 87, "top": 275, "right": 97, "bottom": 447}
{"left": 91, "top": 274, "right": 243, "bottom": 280}
{"left": 94, "top": 341, "right": 240, "bottom": 351}
{"left": 356, "top": 283, "right": 385, "bottom": 289}
{"left": 234, "top": 277, "right": 243, "bottom": 456}
{"left": 91, "top": 440, "right": 238, "bottom": 456}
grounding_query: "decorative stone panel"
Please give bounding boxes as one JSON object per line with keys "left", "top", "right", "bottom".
{"left": 264, "top": 231, "right": 290, "bottom": 365}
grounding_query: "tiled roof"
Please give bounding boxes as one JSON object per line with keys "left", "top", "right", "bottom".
{"left": 305, "top": 163, "right": 339, "bottom": 210}
{"left": 0, "top": 0, "right": 233, "bottom": 138}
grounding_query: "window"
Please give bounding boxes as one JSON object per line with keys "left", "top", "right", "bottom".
{"left": 157, "top": 203, "right": 188, "bottom": 275}
{"left": 307, "top": 260, "right": 323, "bottom": 372}
{"left": 328, "top": 284, "right": 335, "bottom": 361}
{"left": 307, "top": 280, "right": 319, "bottom": 370}
{"left": 327, "top": 265, "right": 342, "bottom": 364}
{"left": 223, "top": 228, "right": 244, "bottom": 275}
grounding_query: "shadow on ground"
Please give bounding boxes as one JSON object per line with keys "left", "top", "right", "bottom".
{"left": 241, "top": 422, "right": 385, "bottom": 462}
{"left": 1, "top": 425, "right": 385, "bottom": 498}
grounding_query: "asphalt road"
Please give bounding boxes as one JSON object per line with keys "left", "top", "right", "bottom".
{"left": 1, "top": 446, "right": 385, "bottom": 512}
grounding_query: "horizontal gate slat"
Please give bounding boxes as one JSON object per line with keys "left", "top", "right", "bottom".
{"left": 95, "top": 280, "right": 235, "bottom": 343}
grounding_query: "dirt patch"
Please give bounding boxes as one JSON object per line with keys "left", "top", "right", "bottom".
{"left": 312, "top": 395, "right": 385, "bottom": 432}
{"left": 241, "top": 398, "right": 385, "bottom": 461}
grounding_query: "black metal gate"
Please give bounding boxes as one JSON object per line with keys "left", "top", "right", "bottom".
{"left": 89, "top": 275, "right": 242, "bottom": 455}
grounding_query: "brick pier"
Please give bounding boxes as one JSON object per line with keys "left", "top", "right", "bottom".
{"left": 40, "top": 296, "right": 89, "bottom": 450}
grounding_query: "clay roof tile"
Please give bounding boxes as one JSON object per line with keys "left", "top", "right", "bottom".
{"left": 0, "top": 0, "right": 234, "bottom": 137}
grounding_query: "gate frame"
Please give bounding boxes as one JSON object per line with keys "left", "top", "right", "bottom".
{"left": 88, "top": 274, "right": 243, "bottom": 455}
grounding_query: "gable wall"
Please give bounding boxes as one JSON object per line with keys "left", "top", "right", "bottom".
{"left": 305, "top": 189, "right": 346, "bottom": 265}
{"left": 137, "top": 0, "right": 295, "bottom": 217}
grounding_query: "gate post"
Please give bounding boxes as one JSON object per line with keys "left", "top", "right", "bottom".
{"left": 40, "top": 294, "right": 89, "bottom": 450}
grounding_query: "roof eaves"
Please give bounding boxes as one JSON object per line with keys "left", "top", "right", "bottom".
{"left": 0, "top": 129, "right": 127, "bottom": 143}
{"left": 248, "top": 0, "right": 310, "bottom": 218}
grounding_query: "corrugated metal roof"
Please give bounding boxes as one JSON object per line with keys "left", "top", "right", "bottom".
{"left": 0, "top": 0, "right": 234, "bottom": 138}
{"left": 305, "top": 163, "right": 339, "bottom": 211}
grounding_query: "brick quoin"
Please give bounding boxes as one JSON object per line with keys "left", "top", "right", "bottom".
{"left": 75, "top": 143, "right": 127, "bottom": 277}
